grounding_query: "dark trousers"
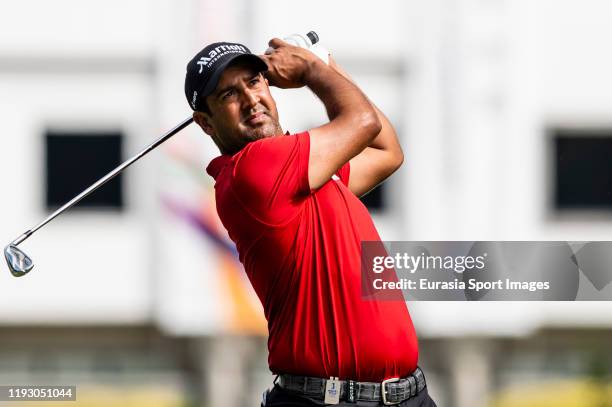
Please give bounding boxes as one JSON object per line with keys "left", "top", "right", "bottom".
{"left": 262, "top": 384, "right": 438, "bottom": 407}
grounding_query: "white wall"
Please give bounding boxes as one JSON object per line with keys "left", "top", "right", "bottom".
{"left": 1, "top": 0, "right": 611, "bottom": 332}
{"left": 0, "top": 0, "right": 157, "bottom": 323}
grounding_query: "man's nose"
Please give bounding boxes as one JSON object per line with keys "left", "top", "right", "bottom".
{"left": 241, "top": 88, "right": 259, "bottom": 108}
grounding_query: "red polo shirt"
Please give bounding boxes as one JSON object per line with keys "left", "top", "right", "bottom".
{"left": 206, "top": 131, "right": 418, "bottom": 381}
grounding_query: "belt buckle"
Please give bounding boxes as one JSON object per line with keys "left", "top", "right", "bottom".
{"left": 381, "top": 377, "right": 400, "bottom": 405}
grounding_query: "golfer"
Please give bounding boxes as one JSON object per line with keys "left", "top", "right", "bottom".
{"left": 184, "top": 38, "right": 437, "bottom": 406}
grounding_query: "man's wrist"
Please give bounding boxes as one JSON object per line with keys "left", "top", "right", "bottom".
{"left": 303, "top": 57, "right": 331, "bottom": 88}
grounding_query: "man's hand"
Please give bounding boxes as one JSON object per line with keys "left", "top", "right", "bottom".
{"left": 260, "top": 38, "right": 324, "bottom": 89}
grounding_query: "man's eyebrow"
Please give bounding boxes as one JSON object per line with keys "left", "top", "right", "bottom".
{"left": 214, "top": 72, "right": 261, "bottom": 98}
{"left": 214, "top": 85, "right": 235, "bottom": 98}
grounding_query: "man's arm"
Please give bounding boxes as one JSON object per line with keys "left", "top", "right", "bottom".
{"left": 262, "top": 38, "right": 382, "bottom": 191}
{"left": 328, "top": 56, "right": 404, "bottom": 197}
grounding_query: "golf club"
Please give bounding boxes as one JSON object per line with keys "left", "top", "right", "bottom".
{"left": 4, "top": 116, "right": 194, "bottom": 277}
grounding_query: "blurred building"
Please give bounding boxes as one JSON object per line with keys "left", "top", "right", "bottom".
{"left": 1, "top": 0, "right": 611, "bottom": 406}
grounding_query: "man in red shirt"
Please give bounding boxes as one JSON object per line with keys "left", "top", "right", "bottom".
{"left": 184, "top": 38, "right": 436, "bottom": 406}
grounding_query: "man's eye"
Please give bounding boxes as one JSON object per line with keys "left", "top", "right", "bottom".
{"left": 222, "top": 90, "right": 234, "bottom": 100}
{"left": 249, "top": 77, "right": 260, "bottom": 86}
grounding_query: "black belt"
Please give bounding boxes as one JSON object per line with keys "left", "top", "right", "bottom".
{"left": 277, "top": 367, "right": 426, "bottom": 405}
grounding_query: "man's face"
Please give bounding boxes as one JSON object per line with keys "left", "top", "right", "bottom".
{"left": 194, "top": 61, "right": 282, "bottom": 154}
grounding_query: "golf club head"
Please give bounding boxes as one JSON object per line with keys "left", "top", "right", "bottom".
{"left": 4, "top": 245, "right": 34, "bottom": 277}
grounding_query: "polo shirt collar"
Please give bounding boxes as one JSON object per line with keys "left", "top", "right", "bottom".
{"left": 205, "top": 132, "right": 290, "bottom": 179}
{"left": 206, "top": 155, "right": 231, "bottom": 179}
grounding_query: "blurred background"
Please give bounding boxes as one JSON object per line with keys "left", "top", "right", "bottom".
{"left": 1, "top": 0, "right": 612, "bottom": 406}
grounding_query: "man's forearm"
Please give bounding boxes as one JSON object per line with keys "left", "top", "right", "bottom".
{"left": 328, "top": 56, "right": 402, "bottom": 154}
{"left": 304, "top": 59, "right": 380, "bottom": 138}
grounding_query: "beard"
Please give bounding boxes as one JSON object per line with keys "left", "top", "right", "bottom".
{"left": 215, "top": 114, "right": 283, "bottom": 155}
{"left": 242, "top": 116, "right": 283, "bottom": 141}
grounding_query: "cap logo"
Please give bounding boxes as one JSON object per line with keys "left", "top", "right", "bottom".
{"left": 191, "top": 91, "right": 198, "bottom": 110}
{"left": 196, "top": 44, "right": 248, "bottom": 73}
{"left": 196, "top": 57, "right": 212, "bottom": 72}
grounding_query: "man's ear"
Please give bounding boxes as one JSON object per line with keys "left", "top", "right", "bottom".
{"left": 193, "top": 111, "right": 215, "bottom": 137}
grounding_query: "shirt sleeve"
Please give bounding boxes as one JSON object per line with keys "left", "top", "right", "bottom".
{"left": 231, "top": 132, "right": 310, "bottom": 224}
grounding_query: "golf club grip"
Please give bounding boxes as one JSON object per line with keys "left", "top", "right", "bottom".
{"left": 16, "top": 116, "right": 194, "bottom": 244}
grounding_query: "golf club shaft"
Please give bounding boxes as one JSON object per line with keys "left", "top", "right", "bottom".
{"left": 10, "top": 116, "right": 194, "bottom": 247}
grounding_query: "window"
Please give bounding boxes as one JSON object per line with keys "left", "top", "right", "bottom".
{"left": 45, "top": 131, "right": 123, "bottom": 210}
{"left": 553, "top": 129, "right": 612, "bottom": 210}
